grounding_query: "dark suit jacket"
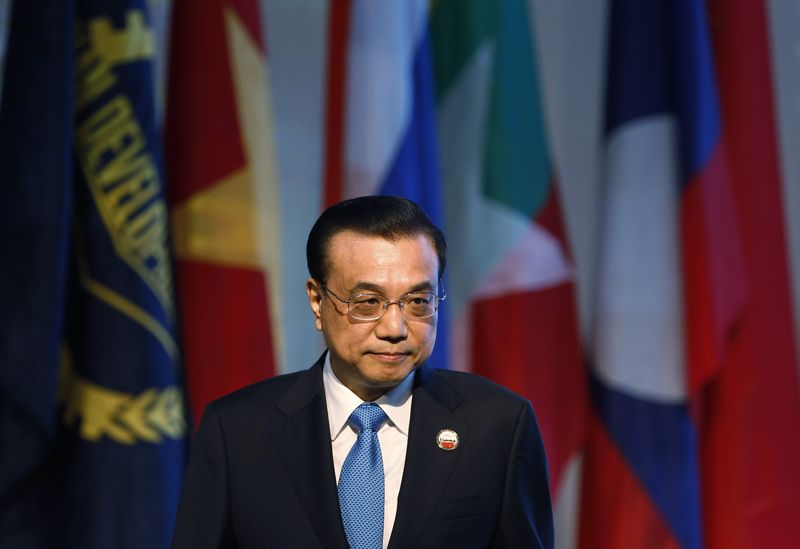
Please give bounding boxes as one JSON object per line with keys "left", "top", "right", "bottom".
{"left": 170, "top": 354, "right": 554, "bottom": 548}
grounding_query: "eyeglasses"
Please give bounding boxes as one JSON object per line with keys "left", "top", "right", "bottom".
{"left": 322, "top": 285, "right": 446, "bottom": 321}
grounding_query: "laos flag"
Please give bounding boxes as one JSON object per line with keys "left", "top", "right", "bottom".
{"left": 580, "top": 0, "right": 745, "bottom": 547}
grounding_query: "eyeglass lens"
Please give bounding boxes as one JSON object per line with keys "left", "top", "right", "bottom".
{"left": 349, "top": 293, "right": 437, "bottom": 319}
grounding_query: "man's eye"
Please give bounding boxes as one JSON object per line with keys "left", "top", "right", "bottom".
{"left": 353, "top": 296, "right": 382, "bottom": 306}
{"left": 409, "top": 295, "right": 432, "bottom": 305}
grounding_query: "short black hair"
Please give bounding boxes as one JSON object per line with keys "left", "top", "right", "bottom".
{"left": 306, "top": 195, "right": 447, "bottom": 284}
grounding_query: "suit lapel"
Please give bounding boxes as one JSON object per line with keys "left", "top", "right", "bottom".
{"left": 267, "top": 357, "right": 348, "bottom": 549}
{"left": 388, "top": 366, "right": 470, "bottom": 549}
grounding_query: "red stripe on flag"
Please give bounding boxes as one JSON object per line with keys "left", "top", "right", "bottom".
{"left": 681, "top": 142, "right": 747, "bottom": 399}
{"left": 534, "top": 180, "right": 571, "bottom": 252}
{"left": 700, "top": 1, "right": 800, "bottom": 547}
{"left": 471, "top": 282, "right": 588, "bottom": 493}
{"left": 579, "top": 417, "right": 680, "bottom": 549}
{"left": 323, "top": 0, "right": 352, "bottom": 209}
{"left": 167, "top": 0, "right": 277, "bottom": 426}
{"left": 230, "top": 0, "right": 266, "bottom": 51}
{"left": 166, "top": 0, "right": 247, "bottom": 203}
{"left": 177, "top": 261, "right": 276, "bottom": 425}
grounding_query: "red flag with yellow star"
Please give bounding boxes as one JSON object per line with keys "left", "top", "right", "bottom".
{"left": 166, "top": 0, "right": 281, "bottom": 425}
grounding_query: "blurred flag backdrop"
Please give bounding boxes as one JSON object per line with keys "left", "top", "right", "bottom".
{"left": 1, "top": 0, "right": 799, "bottom": 548}
{"left": 581, "top": 0, "right": 737, "bottom": 547}
{"left": 1, "top": 1, "right": 185, "bottom": 548}
{"left": 0, "top": 1, "right": 75, "bottom": 544}
{"left": 166, "top": 0, "right": 281, "bottom": 428}
{"left": 581, "top": 1, "right": 800, "bottom": 548}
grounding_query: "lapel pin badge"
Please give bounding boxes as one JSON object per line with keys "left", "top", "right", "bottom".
{"left": 436, "top": 429, "right": 459, "bottom": 451}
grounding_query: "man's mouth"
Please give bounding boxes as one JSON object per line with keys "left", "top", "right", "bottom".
{"left": 369, "top": 352, "right": 411, "bottom": 362}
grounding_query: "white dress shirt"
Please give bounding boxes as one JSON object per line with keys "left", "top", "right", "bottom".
{"left": 323, "top": 353, "right": 414, "bottom": 549}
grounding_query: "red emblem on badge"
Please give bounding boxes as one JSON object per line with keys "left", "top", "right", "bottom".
{"left": 436, "top": 429, "right": 459, "bottom": 451}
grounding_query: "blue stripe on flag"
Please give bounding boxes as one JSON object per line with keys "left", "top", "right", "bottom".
{"left": 606, "top": 0, "right": 721, "bottom": 182}
{"left": 591, "top": 376, "right": 702, "bottom": 549}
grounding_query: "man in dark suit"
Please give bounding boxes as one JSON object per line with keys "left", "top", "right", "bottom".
{"left": 171, "top": 196, "right": 554, "bottom": 548}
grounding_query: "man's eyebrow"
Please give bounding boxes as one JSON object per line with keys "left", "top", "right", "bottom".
{"left": 407, "top": 281, "right": 436, "bottom": 293}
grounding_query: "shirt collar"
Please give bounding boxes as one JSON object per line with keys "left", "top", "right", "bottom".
{"left": 323, "top": 352, "right": 414, "bottom": 441}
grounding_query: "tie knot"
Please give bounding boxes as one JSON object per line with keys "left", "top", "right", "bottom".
{"left": 349, "top": 403, "right": 387, "bottom": 432}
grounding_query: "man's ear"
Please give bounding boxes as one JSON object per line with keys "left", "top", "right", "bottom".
{"left": 306, "top": 278, "right": 323, "bottom": 331}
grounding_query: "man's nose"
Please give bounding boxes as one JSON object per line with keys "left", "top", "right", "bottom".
{"left": 374, "top": 302, "right": 408, "bottom": 341}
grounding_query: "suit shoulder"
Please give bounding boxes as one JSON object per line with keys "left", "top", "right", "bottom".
{"left": 429, "top": 369, "right": 530, "bottom": 409}
{"left": 205, "top": 369, "right": 307, "bottom": 416}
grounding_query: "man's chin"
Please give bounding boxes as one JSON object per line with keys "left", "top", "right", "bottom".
{"left": 360, "top": 360, "right": 417, "bottom": 386}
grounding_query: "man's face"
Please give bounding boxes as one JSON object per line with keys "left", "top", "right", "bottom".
{"left": 307, "top": 231, "right": 439, "bottom": 401}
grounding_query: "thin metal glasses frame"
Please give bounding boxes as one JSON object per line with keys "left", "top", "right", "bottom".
{"left": 321, "top": 284, "right": 446, "bottom": 321}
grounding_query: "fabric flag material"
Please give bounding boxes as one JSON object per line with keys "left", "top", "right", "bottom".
{"left": 699, "top": 0, "right": 800, "bottom": 547}
{"left": 580, "top": 1, "right": 742, "bottom": 547}
{"left": 166, "top": 0, "right": 281, "bottom": 424}
{"left": 63, "top": 1, "right": 186, "bottom": 546}
{"left": 1, "top": 1, "right": 187, "bottom": 547}
{"left": 0, "top": 1, "right": 74, "bottom": 546}
{"left": 430, "top": 0, "right": 588, "bottom": 497}
{"left": 323, "top": 0, "right": 449, "bottom": 371}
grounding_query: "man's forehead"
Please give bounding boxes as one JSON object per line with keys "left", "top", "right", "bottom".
{"left": 325, "top": 231, "right": 439, "bottom": 282}
{"left": 327, "top": 230, "right": 435, "bottom": 255}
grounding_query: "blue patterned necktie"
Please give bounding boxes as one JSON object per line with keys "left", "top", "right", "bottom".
{"left": 338, "top": 403, "right": 389, "bottom": 549}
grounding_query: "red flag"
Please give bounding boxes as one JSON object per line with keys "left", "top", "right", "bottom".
{"left": 166, "top": 0, "right": 280, "bottom": 425}
{"left": 699, "top": 1, "right": 800, "bottom": 547}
